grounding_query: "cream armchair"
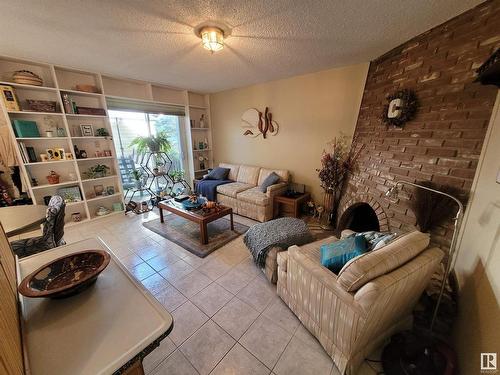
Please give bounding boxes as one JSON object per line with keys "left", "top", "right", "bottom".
{"left": 277, "top": 231, "right": 443, "bottom": 374}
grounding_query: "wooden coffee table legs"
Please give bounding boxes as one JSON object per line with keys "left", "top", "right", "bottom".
{"left": 200, "top": 222, "right": 208, "bottom": 245}
{"left": 200, "top": 212, "right": 234, "bottom": 245}
{"left": 159, "top": 206, "right": 164, "bottom": 223}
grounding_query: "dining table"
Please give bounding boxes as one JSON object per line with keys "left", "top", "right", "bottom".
{"left": 16, "top": 237, "right": 174, "bottom": 375}
{"left": 0, "top": 205, "right": 47, "bottom": 236}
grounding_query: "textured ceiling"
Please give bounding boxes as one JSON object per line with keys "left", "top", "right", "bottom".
{"left": 0, "top": 0, "right": 482, "bottom": 93}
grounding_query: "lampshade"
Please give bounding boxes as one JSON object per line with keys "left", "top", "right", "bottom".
{"left": 201, "top": 27, "right": 224, "bottom": 52}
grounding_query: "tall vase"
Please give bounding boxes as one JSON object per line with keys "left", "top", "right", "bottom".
{"left": 321, "top": 190, "right": 335, "bottom": 229}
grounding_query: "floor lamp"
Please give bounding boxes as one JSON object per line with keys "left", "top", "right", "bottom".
{"left": 385, "top": 180, "right": 464, "bottom": 332}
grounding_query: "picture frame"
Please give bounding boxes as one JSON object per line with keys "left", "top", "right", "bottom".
{"left": 56, "top": 185, "right": 82, "bottom": 202}
{"left": 46, "top": 148, "right": 65, "bottom": 160}
{"left": 94, "top": 184, "right": 104, "bottom": 196}
{"left": 80, "top": 124, "right": 94, "bottom": 137}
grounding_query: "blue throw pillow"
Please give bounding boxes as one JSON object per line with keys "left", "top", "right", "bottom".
{"left": 204, "top": 167, "right": 230, "bottom": 180}
{"left": 258, "top": 172, "right": 280, "bottom": 192}
{"left": 356, "top": 231, "right": 398, "bottom": 250}
{"left": 320, "top": 235, "right": 367, "bottom": 274}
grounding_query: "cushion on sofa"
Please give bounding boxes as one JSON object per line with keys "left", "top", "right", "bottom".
{"left": 236, "top": 165, "right": 261, "bottom": 185}
{"left": 320, "top": 235, "right": 368, "bottom": 274}
{"left": 257, "top": 168, "right": 289, "bottom": 185}
{"left": 237, "top": 187, "right": 270, "bottom": 205}
{"left": 216, "top": 182, "right": 254, "bottom": 198}
{"left": 219, "top": 163, "right": 240, "bottom": 181}
{"left": 258, "top": 172, "right": 280, "bottom": 192}
{"left": 337, "top": 231, "right": 430, "bottom": 292}
{"left": 204, "top": 167, "right": 230, "bottom": 180}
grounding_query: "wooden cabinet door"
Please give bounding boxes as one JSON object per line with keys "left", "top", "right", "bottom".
{"left": 0, "top": 223, "right": 24, "bottom": 375}
{"left": 0, "top": 223, "right": 16, "bottom": 294}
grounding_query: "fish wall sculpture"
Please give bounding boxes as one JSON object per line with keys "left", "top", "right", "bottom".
{"left": 241, "top": 107, "right": 279, "bottom": 139}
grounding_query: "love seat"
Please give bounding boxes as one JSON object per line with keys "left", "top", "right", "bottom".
{"left": 276, "top": 231, "right": 443, "bottom": 374}
{"left": 215, "top": 163, "right": 289, "bottom": 222}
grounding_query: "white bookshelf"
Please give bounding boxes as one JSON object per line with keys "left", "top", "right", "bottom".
{"left": 0, "top": 56, "right": 125, "bottom": 225}
{"left": 186, "top": 92, "right": 213, "bottom": 181}
{"left": 0, "top": 55, "right": 213, "bottom": 223}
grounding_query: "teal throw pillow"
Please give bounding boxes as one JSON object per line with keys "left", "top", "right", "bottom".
{"left": 320, "top": 235, "right": 367, "bottom": 274}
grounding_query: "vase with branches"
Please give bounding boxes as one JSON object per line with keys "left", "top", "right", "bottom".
{"left": 316, "top": 134, "right": 363, "bottom": 228}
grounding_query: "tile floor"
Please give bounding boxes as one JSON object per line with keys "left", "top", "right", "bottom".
{"left": 62, "top": 210, "right": 383, "bottom": 375}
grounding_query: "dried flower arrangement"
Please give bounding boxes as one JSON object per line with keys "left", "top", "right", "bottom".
{"left": 317, "top": 133, "right": 363, "bottom": 227}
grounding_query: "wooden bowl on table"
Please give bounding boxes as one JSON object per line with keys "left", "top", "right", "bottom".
{"left": 18, "top": 250, "right": 111, "bottom": 299}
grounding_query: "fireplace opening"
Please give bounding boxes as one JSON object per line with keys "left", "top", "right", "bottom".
{"left": 338, "top": 202, "right": 380, "bottom": 233}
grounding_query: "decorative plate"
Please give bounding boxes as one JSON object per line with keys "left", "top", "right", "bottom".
{"left": 18, "top": 250, "right": 111, "bottom": 299}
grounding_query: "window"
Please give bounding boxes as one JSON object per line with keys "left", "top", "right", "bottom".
{"left": 108, "top": 109, "right": 186, "bottom": 194}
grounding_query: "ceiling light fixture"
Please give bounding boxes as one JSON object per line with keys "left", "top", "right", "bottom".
{"left": 200, "top": 26, "right": 224, "bottom": 52}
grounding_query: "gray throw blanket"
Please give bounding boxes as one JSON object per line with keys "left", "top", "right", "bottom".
{"left": 243, "top": 217, "right": 314, "bottom": 268}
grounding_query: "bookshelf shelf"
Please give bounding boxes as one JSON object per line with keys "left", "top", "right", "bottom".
{"left": 86, "top": 193, "right": 121, "bottom": 202}
{"left": 16, "top": 137, "right": 68, "bottom": 140}
{"left": 31, "top": 180, "right": 80, "bottom": 190}
{"left": 76, "top": 156, "right": 114, "bottom": 161}
{"left": 0, "top": 81, "right": 59, "bottom": 92}
{"left": 81, "top": 175, "right": 118, "bottom": 183}
{"left": 25, "top": 160, "right": 74, "bottom": 166}
{"left": 8, "top": 110, "right": 64, "bottom": 116}
{"left": 60, "top": 89, "right": 104, "bottom": 98}
{"left": 65, "top": 113, "right": 107, "bottom": 119}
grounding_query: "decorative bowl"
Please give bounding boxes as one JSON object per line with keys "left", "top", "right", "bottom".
{"left": 18, "top": 250, "right": 111, "bottom": 299}
{"left": 181, "top": 197, "right": 205, "bottom": 210}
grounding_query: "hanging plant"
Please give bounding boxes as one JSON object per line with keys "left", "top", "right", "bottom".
{"left": 381, "top": 89, "right": 418, "bottom": 127}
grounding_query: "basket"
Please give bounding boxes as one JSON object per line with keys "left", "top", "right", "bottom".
{"left": 26, "top": 99, "right": 57, "bottom": 113}
{"left": 12, "top": 70, "right": 43, "bottom": 86}
{"left": 46, "top": 171, "right": 60, "bottom": 185}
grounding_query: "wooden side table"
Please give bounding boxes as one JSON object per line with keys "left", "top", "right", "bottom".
{"left": 274, "top": 193, "right": 311, "bottom": 218}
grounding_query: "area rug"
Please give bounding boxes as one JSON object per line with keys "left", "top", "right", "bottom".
{"left": 143, "top": 214, "right": 249, "bottom": 258}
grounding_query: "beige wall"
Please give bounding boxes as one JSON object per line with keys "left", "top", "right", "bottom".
{"left": 453, "top": 91, "right": 500, "bottom": 374}
{"left": 210, "top": 63, "right": 369, "bottom": 201}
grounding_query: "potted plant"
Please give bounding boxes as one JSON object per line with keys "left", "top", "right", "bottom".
{"left": 130, "top": 169, "right": 144, "bottom": 189}
{"left": 130, "top": 131, "right": 172, "bottom": 153}
{"left": 95, "top": 128, "right": 110, "bottom": 137}
{"left": 169, "top": 170, "right": 184, "bottom": 183}
{"left": 85, "top": 164, "right": 110, "bottom": 179}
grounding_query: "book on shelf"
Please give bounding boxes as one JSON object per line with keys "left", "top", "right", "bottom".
{"left": 11, "top": 119, "right": 40, "bottom": 138}
{"left": 18, "top": 142, "right": 28, "bottom": 163}
{"left": 61, "top": 93, "right": 74, "bottom": 114}
{"left": 26, "top": 147, "right": 37, "bottom": 163}
{"left": 0, "top": 85, "right": 20, "bottom": 111}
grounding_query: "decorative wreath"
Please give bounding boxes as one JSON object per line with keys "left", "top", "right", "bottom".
{"left": 381, "top": 89, "right": 418, "bottom": 127}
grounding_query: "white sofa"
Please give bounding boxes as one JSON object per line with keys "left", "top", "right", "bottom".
{"left": 215, "top": 163, "right": 289, "bottom": 222}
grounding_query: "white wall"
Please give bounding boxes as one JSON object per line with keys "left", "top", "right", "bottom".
{"left": 453, "top": 91, "right": 500, "bottom": 374}
{"left": 209, "top": 63, "right": 369, "bottom": 201}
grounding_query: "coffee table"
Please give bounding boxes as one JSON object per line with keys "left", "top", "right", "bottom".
{"left": 158, "top": 200, "right": 234, "bottom": 245}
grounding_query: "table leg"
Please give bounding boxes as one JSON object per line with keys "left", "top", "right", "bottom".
{"left": 159, "top": 206, "right": 164, "bottom": 223}
{"left": 230, "top": 212, "right": 234, "bottom": 230}
{"left": 200, "top": 222, "right": 208, "bottom": 245}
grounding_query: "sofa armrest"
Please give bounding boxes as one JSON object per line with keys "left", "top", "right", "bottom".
{"left": 266, "top": 182, "right": 288, "bottom": 198}
{"left": 287, "top": 245, "right": 366, "bottom": 315}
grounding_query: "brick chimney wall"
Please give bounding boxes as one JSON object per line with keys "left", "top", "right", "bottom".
{"left": 344, "top": 0, "right": 500, "bottom": 249}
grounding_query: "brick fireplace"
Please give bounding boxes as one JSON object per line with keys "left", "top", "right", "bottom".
{"left": 341, "top": 0, "right": 500, "bottom": 250}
